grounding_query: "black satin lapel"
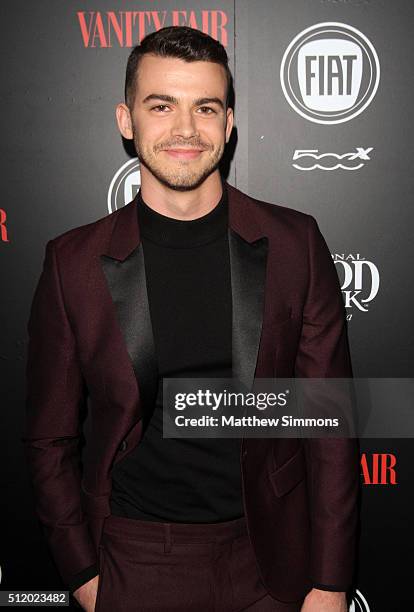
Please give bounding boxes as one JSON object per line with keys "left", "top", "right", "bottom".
{"left": 229, "top": 229, "right": 268, "bottom": 391}
{"left": 100, "top": 246, "right": 158, "bottom": 411}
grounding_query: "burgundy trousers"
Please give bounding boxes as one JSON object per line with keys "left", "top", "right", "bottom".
{"left": 94, "top": 513, "right": 304, "bottom": 612}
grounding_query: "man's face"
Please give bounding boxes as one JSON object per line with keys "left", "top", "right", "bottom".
{"left": 119, "top": 54, "right": 233, "bottom": 191}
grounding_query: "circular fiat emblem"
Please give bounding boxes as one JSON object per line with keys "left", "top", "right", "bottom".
{"left": 280, "top": 22, "right": 380, "bottom": 124}
{"left": 107, "top": 158, "right": 141, "bottom": 213}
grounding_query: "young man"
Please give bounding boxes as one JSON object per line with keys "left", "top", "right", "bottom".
{"left": 24, "top": 27, "right": 359, "bottom": 612}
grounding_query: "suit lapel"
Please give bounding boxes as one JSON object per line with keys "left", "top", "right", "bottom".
{"left": 227, "top": 182, "right": 269, "bottom": 391}
{"left": 99, "top": 181, "right": 268, "bottom": 418}
{"left": 229, "top": 229, "right": 268, "bottom": 391}
{"left": 100, "top": 246, "right": 158, "bottom": 412}
{"left": 99, "top": 194, "right": 158, "bottom": 422}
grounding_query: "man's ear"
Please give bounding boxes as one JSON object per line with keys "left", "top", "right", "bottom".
{"left": 116, "top": 103, "right": 133, "bottom": 140}
{"left": 225, "top": 106, "right": 234, "bottom": 144}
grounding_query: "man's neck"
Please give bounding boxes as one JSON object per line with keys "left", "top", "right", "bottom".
{"left": 139, "top": 169, "right": 223, "bottom": 220}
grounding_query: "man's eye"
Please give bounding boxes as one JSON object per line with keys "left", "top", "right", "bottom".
{"left": 198, "top": 106, "right": 215, "bottom": 114}
{"left": 152, "top": 105, "right": 170, "bottom": 112}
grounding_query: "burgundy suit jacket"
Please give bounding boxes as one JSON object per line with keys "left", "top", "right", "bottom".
{"left": 23, "top": 182, "right": 359, "bottom": 602}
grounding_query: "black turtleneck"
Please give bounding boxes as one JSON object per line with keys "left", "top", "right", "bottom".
{"left": 109, "top": 185, "right": 244, "bottom": 523}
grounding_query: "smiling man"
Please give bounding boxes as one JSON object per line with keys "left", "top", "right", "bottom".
{"left": 24, "top": 26, "right": 359, "bottom": 612}
{"left": 117, "top": 41, "right": 233, "bottom": 213}
{"left": 124, "top": 66, "right": 230, "bottom": 190}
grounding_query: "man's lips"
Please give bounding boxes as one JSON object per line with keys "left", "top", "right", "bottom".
{"left": 162, "top": 148, "right": 205, "bottom": 160}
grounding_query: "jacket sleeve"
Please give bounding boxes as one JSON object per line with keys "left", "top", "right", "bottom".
{"left": 294, "top": 215, "right": 360, "bottom": 590}
{"left": 68, "top": 564, "right": 99, "bottom": 594}
{"left": 22, "top": 239, "right": 98, "bottom": 588}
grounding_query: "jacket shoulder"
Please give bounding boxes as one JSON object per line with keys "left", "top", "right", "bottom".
{"left": 227, "top": 183, "right": 315, "bottom": 233}
{"left": 47, "top": 201, "right": 134, "bottom": 259}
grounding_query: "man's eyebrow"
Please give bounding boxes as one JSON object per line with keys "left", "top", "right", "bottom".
{"left": 142, "top": 94, "right": 224, "bottom": 110}
{"left": 193, "top": 97, "right": 224, "bottom": 109}
{"left": 142, "top": 94, "right": 179, "bottom": 105}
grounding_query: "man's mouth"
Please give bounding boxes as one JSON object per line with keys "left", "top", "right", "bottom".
{"left": 162, "top": 148, "right": 205, "bottom": 160}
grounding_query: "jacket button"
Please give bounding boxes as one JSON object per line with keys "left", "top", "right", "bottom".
{"left": 120, "top": 439, "right": 128, "bottom": 452}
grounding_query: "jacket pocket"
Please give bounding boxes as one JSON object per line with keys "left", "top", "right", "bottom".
{"left": 268, "top": 445, "right": 306, "bottom": 497}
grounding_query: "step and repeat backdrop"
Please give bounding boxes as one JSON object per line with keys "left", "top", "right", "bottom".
{"left": 1, "top": 1, "right": 413, "bottom": 610}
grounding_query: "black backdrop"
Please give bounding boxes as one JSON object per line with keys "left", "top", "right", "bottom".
{"left": 1, "top": 2, "right": 413, "bottom": 610}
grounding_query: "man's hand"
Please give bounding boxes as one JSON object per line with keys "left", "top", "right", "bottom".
{"left": 73, "top": 575, "right": 99, "bottom": 611}
{"left": 300, "top": 588, "right": 347, "bottom": 612}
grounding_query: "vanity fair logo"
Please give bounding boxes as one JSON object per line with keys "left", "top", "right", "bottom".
{"left": 280, "top": 22, "right": 380, "bottom": 124}
{"left": 333, "top": 254, "right": 380, "bottom": 315}
{"left": 0, "top": 208, "right": 9, "bottom": 243}
{"left": 77, "top": 10, "right": 228, "bottom": 47}
{"left": 361, "top": 453, "right": 397, "bottom": 485}
{"left": 349, "top": 589, "right": 370, "bottom": 611}
{"left": 107, "top": 158, "right": 141, "bottom": 213}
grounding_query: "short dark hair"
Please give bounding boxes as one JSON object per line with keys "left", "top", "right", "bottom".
{"left": 124, "top": 26, "right": 233, "bottom": 110}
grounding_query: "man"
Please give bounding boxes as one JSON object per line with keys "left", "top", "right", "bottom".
{"left": 23, "top": 26, "right": 359, "bottom": 612}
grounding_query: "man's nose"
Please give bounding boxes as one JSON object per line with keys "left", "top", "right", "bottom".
{"left": 170, "top": 109, "right": 199, "bottom": 139}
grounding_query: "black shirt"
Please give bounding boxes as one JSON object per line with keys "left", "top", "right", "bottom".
{"left": 109, "top": 185, "right": 244, "bottom": 522}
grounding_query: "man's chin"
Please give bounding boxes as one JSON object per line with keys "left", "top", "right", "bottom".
{"left": 146, "top": 166, "right": 219, "bottom": 192}
{"left": 161, "top": 180, "right": 207, "bottom": 192}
